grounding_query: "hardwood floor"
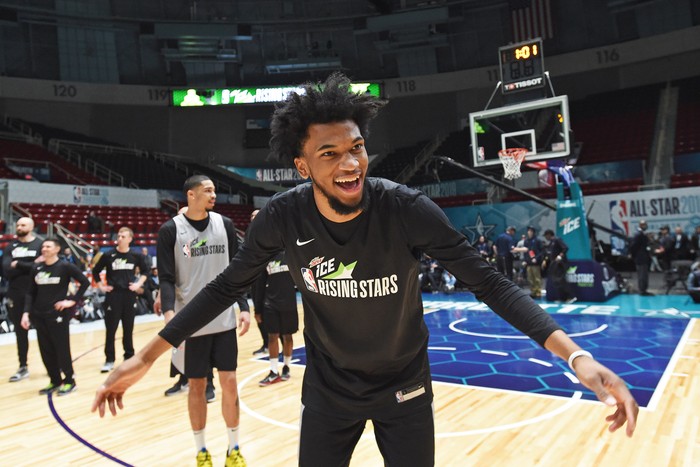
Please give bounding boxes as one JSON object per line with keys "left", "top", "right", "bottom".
{"left": 0, "top": 310, "right": 698, "bottom": 466}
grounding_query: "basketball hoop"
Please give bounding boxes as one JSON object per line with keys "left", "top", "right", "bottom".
{"left": 498, "top": 148, "right": 527, "bottom": 180}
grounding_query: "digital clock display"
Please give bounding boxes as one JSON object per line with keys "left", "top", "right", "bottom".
{"left": 498, "top": 38, "right": 545, "bottom": 94}
{"left": 514, "top": 43, "right": 538, "bottom": 60}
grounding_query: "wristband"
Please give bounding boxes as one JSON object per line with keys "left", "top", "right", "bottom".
{"left": 567, "top": 350, "right": 592, "bottom": 371}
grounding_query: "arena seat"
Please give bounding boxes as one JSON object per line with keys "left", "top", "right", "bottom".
{"left": 674, "top": 77, "right": 700, "bottom": 156}
{"left": 0, "top": 138, "right": 104, "bottom": 185}
{"left": 570, "top": 85, "right": 660, "bottom": 165}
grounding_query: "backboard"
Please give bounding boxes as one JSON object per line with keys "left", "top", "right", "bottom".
{"left": 470, "top": 95, "right": 570, "bottom": 167}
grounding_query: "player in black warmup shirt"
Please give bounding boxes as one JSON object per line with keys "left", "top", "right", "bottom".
{"left": 3, "top": 217, "right": 43, "bottom": 382}
{"left": 256, "top": 251, "right": 298, "bottom": 386}
{"left": 94, "top": 73, "right": 639, "bottom": 466}
{"left": 92, "top": 227, "right": 149, "bottom": 373}
{"left": 22, "top": 238, "right": 90, "bottom": 396}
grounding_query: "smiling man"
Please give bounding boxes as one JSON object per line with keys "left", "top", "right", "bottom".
{"left": 94, "top": 73, "right": 638, "bottom": 466}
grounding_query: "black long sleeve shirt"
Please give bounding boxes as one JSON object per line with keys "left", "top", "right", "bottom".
{"left": 2, "top": 237, "right": 44, "bottom": 292}
{"left": 159, "top": 179, "right": 561, "bottom": 417}
{"left": 25, "top": 260, "right": 90, "bottom": 315}
{"left": 92, "top": 248, "right": 150, "bottom": 291}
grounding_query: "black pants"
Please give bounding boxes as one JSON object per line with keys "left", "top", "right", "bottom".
{"left": 299, "top": 404, "right": 435, "bottom": 467}
{"left": 635, "top": 262, "right": 649, "bottom": 293}
{"left": 32, "top": 312, "right": 74, "bottom": 385}
{"left": 496, "top": 254, "right": 514, "bottom": 281}
{"left": 690, "top": 290, "right": 700, "bottom": 303}
{"left": 7, "top": 289, "right": 29, "bottom": 367}
{"left": 251, "top": 281, "right": 268, "bottom": 347}
{"left": 104, "top": 289, "right": 137, "bottom": 362}
{"left": 548, "top": 259, "right": 574, "bottom": 300}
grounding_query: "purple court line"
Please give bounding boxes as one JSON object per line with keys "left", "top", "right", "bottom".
{"left": 42, "top": 325, "right": 158, "bottom": 466}
{"left": 47, "top": 392, "right": 134, "bottom": 467}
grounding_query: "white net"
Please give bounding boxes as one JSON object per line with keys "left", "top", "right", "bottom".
{"left": 498, "top": 148, "right": 527, "bottom": 180}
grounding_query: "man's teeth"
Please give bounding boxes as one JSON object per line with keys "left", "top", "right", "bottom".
{"left": 335, "top": 176, "right": 359, "bottom": 183}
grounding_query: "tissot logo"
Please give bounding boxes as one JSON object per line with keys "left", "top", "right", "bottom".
{"left": 506, "top": 77, "right": 543, "bottom": 90}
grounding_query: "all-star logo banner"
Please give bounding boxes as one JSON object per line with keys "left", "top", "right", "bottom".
{"left": 442, "top": 186, "right": 699, "bottom": 246}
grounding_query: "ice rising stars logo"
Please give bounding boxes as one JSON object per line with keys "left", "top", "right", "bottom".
{"left": 182, "top": 237, "right": 205, "bottom": 258}
{"left": 181, "top": 237, "right": 225, "bottom": 258}
{"left": 301, "top": 257, "right": 399, "bottom": 299}
{"left": 35, "top": 271, "right": 60, "bottom": 285}
{"left": 111, "top": 258, "right": 135, "bottom": 271}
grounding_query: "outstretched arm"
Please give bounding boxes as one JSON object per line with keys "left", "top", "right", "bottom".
{"left": 544, "top": 329, "right": 638, "bottom": 437}
{"left": 91, "top": 335, "right": 171, "bottom": 417}
{"left": 404, "top": 193, "right": 638, "bottom": 437}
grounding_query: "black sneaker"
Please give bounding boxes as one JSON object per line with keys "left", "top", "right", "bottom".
{"left": 206, "top": 385, "right": 215, "bottom": 403}
{"left": 164, "top": 381, "right": 188, "bottom": 396}
{"left": 281, "top": 365, "right": 290, "bottom": 381}
{"left": 9, "top": 366, "right": 29, "bottom": 382}
{"left": 258, "top": 371, "right": 281, "bottom": 387}
{"left": 252, "top": 346, "right": 268, "bottom": 356}
{"left": 39, "top": 383, "right": 59, "bottom": 395}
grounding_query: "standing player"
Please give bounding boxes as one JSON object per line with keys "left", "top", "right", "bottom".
{"left": 2, "top": 217, "right": 43, "bottom": 382}
{"left": 92, "top": 227, "right": 149, "bottom": 373}
{"left": 156, "top": 175, "right": 250, "bottom": 467}
{"left": 22, "top": 238, "right": 90, "bottom": 395}
{"left": 248, "top": 209, "right": 269, "bottom": 356}
{"left": 94, "top": 73, "right": 638, "bottom": 466}
{"left": 256, "top": 251, "right": 298, "bottom": 386}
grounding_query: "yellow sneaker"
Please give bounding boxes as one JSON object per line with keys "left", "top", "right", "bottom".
{"left": 225, "top": 448, "right": 246, "bottom": 467}
{"left": 196, "top": 448, "right": 213, "bottom": 467}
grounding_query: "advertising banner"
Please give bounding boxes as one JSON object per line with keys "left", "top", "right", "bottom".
{"left": 545, "top": 260, "right": 620, "bottom": 302}
{"left": 555, "top": 182, "right": 591, "bottom": 261}
{"left": 588, "top": 186, "right": 700, "bottom": 255}
{"left": 7, "top": 180, "right": 158, "bottom": 207}
{"left": 443, "top": 186, "right": 700, "bottom": 248}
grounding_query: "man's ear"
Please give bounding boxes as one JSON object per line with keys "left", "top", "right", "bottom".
{"left": 294, "top": 157, "right": 309, "bottom": 179}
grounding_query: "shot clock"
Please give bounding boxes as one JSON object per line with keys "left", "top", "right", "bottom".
{"left": 498, "top": 38, "right": 545, "bottom": 94}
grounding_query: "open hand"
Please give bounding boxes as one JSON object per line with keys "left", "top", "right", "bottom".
{"left": 572, "top": 356, "right": 639, "bottom": 437}
{"left": 91, "top": 356, "right": 152, "bottom": 417}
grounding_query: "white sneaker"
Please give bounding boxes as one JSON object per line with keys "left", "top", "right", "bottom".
{"left": 100, "top": 361, "right": 114, "bottom": 373}
{"left": 9, "top": 366, "right": 29, "bottom": 382}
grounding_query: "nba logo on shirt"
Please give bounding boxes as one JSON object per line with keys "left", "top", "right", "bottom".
{"left": 181, "top": 242, "right": 191, "bottom": 258}
{"left": 301, "top": 268, "right": 318, "bottom": 293}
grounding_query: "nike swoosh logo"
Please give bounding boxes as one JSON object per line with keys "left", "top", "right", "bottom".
{"left": 296, "top": 238, "right": 315, "bottom": 246}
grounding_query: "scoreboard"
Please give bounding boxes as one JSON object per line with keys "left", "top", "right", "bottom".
{"left": 498, "top": 38, "right": 546, "bottom": 94}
